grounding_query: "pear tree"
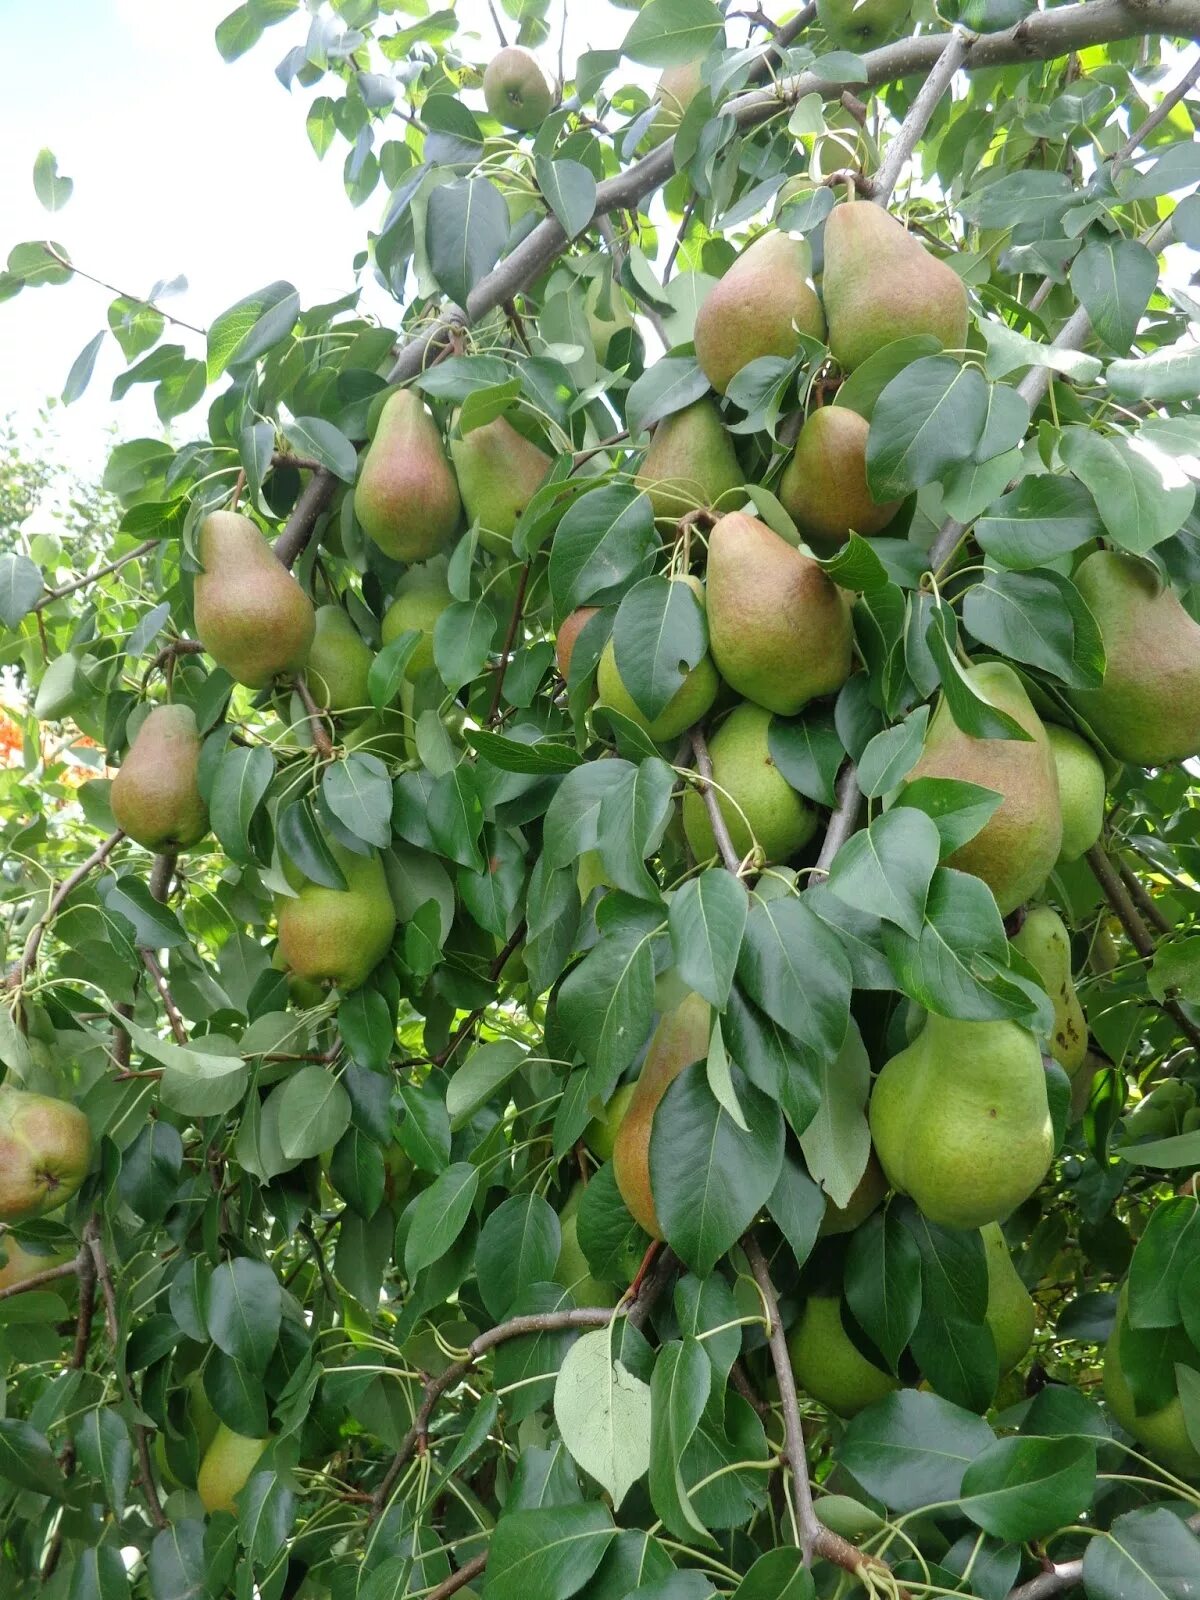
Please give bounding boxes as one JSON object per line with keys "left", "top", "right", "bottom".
{"left": 3, "top": 1, "right": 1200, "bottom": 1595}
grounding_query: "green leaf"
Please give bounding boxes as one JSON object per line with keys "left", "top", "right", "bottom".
{"left": 69, "top": 1546, "right": 131, "bottom": 1600}
{"left": 650, "top": 1061, "right": 784, "bottom": 1276}
{"left": 554, "top": 1329, "right": 652, "bottom": 1509}
{"left": 1128, "top": 1196, "right": 1200, "bottom": 1329}
{"left": 33, "top": 148, "right": 73, "bottom": 211}
{"left": 207, "top": 280, "right": 298, "bottom": 381}
{"left": 76, "top": 1409, "right": 132, "bottom": 1518}
{"left": 736, "top": 895, "right": 852, "bottom": 1069}
{"left": 866, "top": 358, "right": 990, "bottom": 500}
{"left": 536, "top": 157, "right": 597, "bottom": 240}
{"left": 882, "top": 867, "right": 1028, "bottom": 1022}
{"left": 733, "top": 1551, "right": 814, "bottom": 1600}
{"left": 277, "top": 1065, "right": 351, "bottom": 1160}
{"left": 306, "top": 96, "right": 336, "bottom": 158}
{"left": 959, "top": 170, "right": 1075, "bottom": 227}
{"left": 108, "top": 296, "right": 165, "bottom": 361}
{"left": 446, "top": 1039, "right": 530, "bottom": 1126}
{"left": 282, "top": 415, "right": 357, "bottom": 481}
{"left": 975, "top": 474, "right": 1102, "bottom": 570}
{"left": 277, "top": 797, "right": 346, "bottom": 889}
{"left": 768, "top": 1150, "right": 825, "bottom": 1271}
{"left": 1060, "top": 427, "right": 1194, "bottom": 555}
{"left": 626, "top": 358, "right": 711, "bottom": 439}
{"left": 210, "top": 744, "right": 274, "bottom": 864}
{"left": 837, "top": 1389, "right": 994, "bottom": 1512}
{"left": 204, "top": 1257, "right": 281, "bottom": 1374}
{"left": 488, "top": 1503, "right": 616, "bottom": 1600}
{"left": 549, "top": 485, "right": 658, "bottom": 616}
{"left": 597, "top": 758, "right": 675, "bottom": 901}
{"left": 766, "top": 710, "right": 844, "bottom": 807}
{"left": 148, "top": 1522, "right": 208, "bottom": 1600}
{"left": 405, "top": 1161, "right": 479, "bottom": 1276}
{"left": 468, "top": 728, "right": 583, "bottom": 774}
{"left": 1108, "top": 343, "right": 1200, "bottom": 405}
{"left": 428, "top": 765, "right": 485, "bottom": 871}
{"left": 1082, "top": 1506, "right": 1200, "bottom": 1600}
{"left": 844, "top": 1210, "right": 923, "bottom": 1371}
{"left": 63, "top": 331, "right": 106, "bottom": 404}
{"left": 477, "top": 1194, "right": 561, "bottom": 1319}
{"left": 855, "top": 707, "right": 929, "bottom": 797}
{"left": 613, "top": 576, "right": 708, "bottom": 722}
{"left": 558, "top": 927, "right": 657, "bottom": 1089}
{"left": 649, "top": 1337, "right": 713, "bottom": 1544}
{"left": 215, "top": 3, "right": 264, "bottom": 60}
{"left": 962, "top": 570, "right": 1105, "bottom": 690}
{"left": 0, "top": 553, "right": 44, "bottom": 625}
{"left": 668, "top": 870, "right": 748, "bottom": 1009}
{"left": 622, "top": 0, "right": 723, "bottom": 67}
{"left": 426, "top": 178, "right": 510, "bottom": 307}
{"left": 958, "top": 1435, "right": 1096, "bottom": 1541}
{"left": 1070, "top": 237, "right": 1157, "bottom": 354}
{"left": 797, "top": 1019, "right": 871, "bottom": 1211}
{"left": 322, "top": 754, "right": 392, "bottom": 849}
{"left": 101, "top": 875, "right": 189, "bottom": 949}
{"left": 827, "top": 808, "right": 940, "bottom": 939}
{"left": 433, "top": 596, "right": 498, "bottom": 692}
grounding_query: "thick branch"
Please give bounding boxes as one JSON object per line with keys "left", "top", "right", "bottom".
{"left": 1086, "top": 842, "right": 1200, "bottom": 1054}
{"left": 871, "top": 29, "right": 975, "bottom": 203}
{"left": 689, "top": 729, "right": 742, "bottom": 874}
{"left": 271, "top": 0, "right": 1200, "bottom": 570}
{"left": 810, "top": 761, "right": 861, "bottom": 884}
{"left": 10, "top": 830, "right": 124, "bottom": 987}
{"left": 34, "top": 540, "right": 160, "bottom": 611}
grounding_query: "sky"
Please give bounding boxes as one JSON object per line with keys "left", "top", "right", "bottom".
{"left": 0, "top": 0, "right": 631, "bottom": 474}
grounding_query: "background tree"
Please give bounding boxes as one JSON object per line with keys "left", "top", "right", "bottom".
{"left": 2, "top": 2, "right": 1200, "bottom": 1598}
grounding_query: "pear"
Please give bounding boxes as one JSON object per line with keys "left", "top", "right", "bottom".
{"left": 633, "top": 398, "right": 743, "bottom": 522}
{"left": 819, "top": 1151, "right": 888, "bottom": 1236}
{"left": 778, "top": 408, "right": 900, "bottom": 547}
{"left": 450, "top": 416, "right": 553, "bottom": 556}
{"left": 613, "top": 992, "right": 711, "bottom": 1237}
{"left": 1046, "top": 724, "right": 1106, "bottom": 863}
{"left": 110, "top": 704, "right": 208, "bottom": 852}
{"left": 0, "top": 1089, "right": 91, "bottom": 1223}
{"left": 482, "top": 46, "right": 553, "bottom": 131}
{"left": 705, "top": 511, "right": 852, "bottom": 715}
{"left": 818, "top": 0, "right": 911, "bottom": 48}
{"left": 681, "top": 702, "right": 817, "bottom": 864}
{"left": 693, "top": 233, "right": 826, "bottom": 395}
{"left": 823, "top": 203, "right": 968, "bottom": 372}
{"left": 982, "top": 1223, "right": 1036, "bottom": 1375}
{"left": 193, "top": 511, "right": 315, "bottom": 689}
{"left": 0, "top": 1235, "right": 72, "bottom": 1292}
{"left": 646, "top": 58, "right": 705, "bottom": 149}
{"left": 555, "top": 606, "right": 601, "bottom": 679}
{"left": 583, "top": 276, "right": 635, "bottom": 364}
{"left": 1105, "top": 1287, "right": 1200, "bottom": 1479}
{"left": 276, "top": 842, "right": 397, "bottom": 993}
{"left": 381, "top": 562, "right": 454, "bottom": 682}
{"left": 787, "top": 1296, "right": 901, "bottom": 1418}
{"left": 869, "top": 1015, "right": 1054, "bottom": 1229}
{"left": 903, "top": 662, "right": 1062, "bottom": 915}
{"left": 307, "top": 607, "right": 372, "bottom": 717}
{"left": 354, "top": 390, "right": 461, "bottom": 562}
{"left": 197, "top": 1425, "right": 271, "bottom": 1515}
{"left": 555, "top": 1183, "right": 619, "bottom": 1308}
{"left": 585, "top": 1083, "right": 636, "bottom": 1163}
{"left": 1066, "top": 551, "right": 1200, "bottom": 766}
{"left": 1011, "top": 906, "right": 1087, "bottom": 1075}
{"left": 597, "top": 614, "right": 719, "bottom": 745}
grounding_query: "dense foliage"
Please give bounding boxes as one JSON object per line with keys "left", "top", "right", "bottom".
{"left": 2, "top": 2, "right": 1200, "bottom": 1598}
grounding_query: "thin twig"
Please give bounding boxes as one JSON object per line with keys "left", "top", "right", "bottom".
{"left": 33, "top": 540, "right": 160, "bottom": 611}
{"left": 0, "top": 1259, "right": 78, "bottom": 1301}
{"left": 1009, "top": 1515, "right": 1200, "bottom": 1600}
{"left": 487, "top": 564, "right": 531, "bottom": 726}
{"left": 871, "top": 29, "right": 975, "bottom": 203}
{"left": 486, "top": 0, "right": 507, "bottom": 46}
{"left": 1111, "top": 57, "right": 1200, "bottom": 174}
{"left": 140, "top": 950, "right": 187, "bottom": 1045}
{"left": 429, "top": 1552, "right": 489, "bottom": 1600}
{"left": 1117, "top": 855, "right": 1175, "bottom": 938}
{"left": 43, "top": 245, "right": 206, "bottom": 335}
{"left": 689, "top": 730, "right": 742, "bottom": 875}
{"left": 9, "top": 830, "right": 124, "bottom": 987}
{"left": 294, "top": 675, "right": 336, "bottom": 761}
{"left": 663, "top": 197, "right": 697, "bottom": 281}
{"left": 431, "top": 920, "right": 529, "bottom": 1068}
{"left": 809, "top": 761, "right": 861, "bottom": 885}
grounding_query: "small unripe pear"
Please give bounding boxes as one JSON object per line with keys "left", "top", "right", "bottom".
{"left": 483, "top": 47, "right": 554, "bottom": 131}
{"left": 110, "top": 703, "right": 208, "bottom": 852}
{"left": 381, "top": 562, "right": 454, "bottom": 682}
{"left": 0, "top": 1089, "right": 91, "bottom": 1224}
{"left": 197, "top": 1425, "right": 271, "bottom": 1515}
{"left": 307, "top": 607, "right": 373, "bottom": 717}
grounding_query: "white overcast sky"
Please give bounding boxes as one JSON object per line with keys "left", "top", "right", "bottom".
{"left": 0, "top": 0, "right": 633, "bottom": 473}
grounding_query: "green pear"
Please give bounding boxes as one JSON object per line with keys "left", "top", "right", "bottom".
{"left": 110, "top": 703, "right": 208, "bottom": 852}
{"left": 0, "top": 1234, "right": 72, "bottom": 1292}
{"left": 483, "top": 46, "right": 554, "bottom": 131}
{"left": 1126, "top": 1079, "right": 1195, "bottom": 1141}
{"left": 819, "top": 1151, "right": 888, "bottom": 1236}
{"left": 354, "top": 390, "right": 461, "bottom": 562}
{"left": 597, "top": 628, "right": 719, "bottom": 745}
{"left": 694, "top": 233, "right": 826, "bottom": 394}
{"left": 197, "top": 1425, "right": 272, "bottom": 1515}
{"left": 1066, "top": 551, "right": 1200, "bottom": 766}
{"left": 903, "top": 662, "right": 1062, "bottom": 915}
{"left": 645, "top": 58, "right": 705, "bottom": 149}
{"left": 381, "top": 561, "right": 454, "bottom": 682}
{"left": 787, "top": 1296, "right": 901, "bottom": 1418}
{"left": 982, "top": 1223, "right": 1036, "bottom": 1375}
{"left": 1046, "top": 724, "right": 1106, "bottom": 863}
{"left": 307, "top": 607, "right": 372, "bottom": 717}
{"left": 582, "top": 276, "right": 635, "bottom": 363}
{"left": 1105, "top": 1287, "right": 1200, "bottom": 1479}
{"left": 276, "top": 842, "right": 397, "bottom": 993}
{"left": 450, "top": 415, "right": 553, "bottom": 556}
{"left": 818, "top": 0, "right": 911, "bottom": 48}
{"left": 555, "top": 606, "right": 601, "bottom": 679}
{"left": 778, "top": 407, "right": 900, "bottom": 547}
{"left": 705, "top": 510, "right": 852, "bottom": 715}
{"left": 193, "top": 511, "right": 315, "bottom": 689}
{"left": 0, "top": 1089, "right": 91, "bottom": 1223}
{"left": 823, "top": 203, "right": 968, "bottom": 372}
{"left": 633, "top": 398, "right": 743, "bottom": 522}
{"left": 1011, "top": 906, "right": 1087, "bottom": 1075}
{"left": 585, "top": 1083, "right": 636, "bottom": 1163}
{"left": 613, "top": 993, "right": 711, "bottom": 1237}
{"left": 681, "top": 702, "right": 817, "bottom": 864}
{"left": 869, "top": 1015, "right": 1054, "bottom": 1229}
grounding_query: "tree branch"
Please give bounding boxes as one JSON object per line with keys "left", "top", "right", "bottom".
{"left": 1009, "top": 1514, "right": 1200, "bottom": 1600}
{"left": 9, "top": 829, "right": 124, "bottom": 988}
{"left": 1111, "top": 55, "right": 1200, "bottom": 174}
{"left": 809, "top": 761, "right": 861, "bottom": 884}
{"left": 1086, "top": 842, "right": 1200, "bottom": 1055}
{"left": 689, "top": 729, "right": 742, "bottom": 874}
{"left": 0, "top": 1258, "right": 78, "bottom": 1301}
{"left": 294, "top": 674, "right": 336, "bottom": 760}
{"left": 870, "top": 29, "right": 975, "bottom": 203}
{"left": 33, "top": 540, "right": 160, "bottom": 611}
{"left": 429, "top": 1552, "right": 489, "bottom": 1600}
{"left": 487, "top": 563, "right": 531, "bottom": 726}
{"left": 140, "top": 950, "right": 187, "bottom": 1045}
{"left": 1117, "top": 854, "right": 1175, "bottom": 937}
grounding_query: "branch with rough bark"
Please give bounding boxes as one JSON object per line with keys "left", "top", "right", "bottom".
{"left": 8, "top": 829, "right": 125, "bottom": 989}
